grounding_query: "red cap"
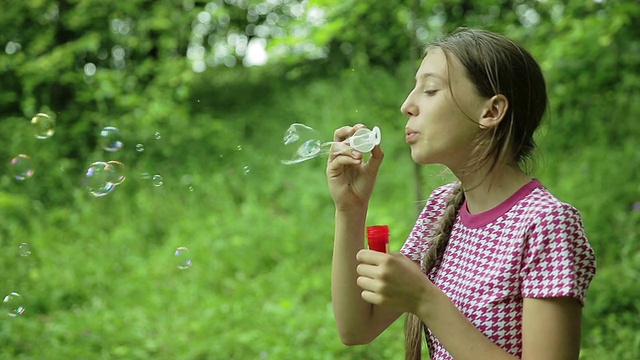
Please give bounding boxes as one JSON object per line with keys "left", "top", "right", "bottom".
{"left": 366, "top": 225, "right": 389, "bottom": 253}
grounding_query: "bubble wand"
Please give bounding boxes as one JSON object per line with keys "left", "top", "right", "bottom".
{"left": 280, "top": 124, "right": 382, "bottom": 165}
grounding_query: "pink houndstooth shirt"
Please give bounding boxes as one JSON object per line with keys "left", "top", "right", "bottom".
{"left": 400, "top": 179, "right": 596, "bottom": 359}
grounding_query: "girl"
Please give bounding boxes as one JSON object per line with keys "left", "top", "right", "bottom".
{"left": 326, "top": 28, "right": 596, "bottom": 360}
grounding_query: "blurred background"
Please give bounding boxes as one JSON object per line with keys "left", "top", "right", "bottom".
{"left": 0, "top": 0, "right": 638, "bottom": 359}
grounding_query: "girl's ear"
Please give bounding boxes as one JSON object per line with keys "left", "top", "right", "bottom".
{"left": 478, "top": 94, "right": 509, "bottom": 129}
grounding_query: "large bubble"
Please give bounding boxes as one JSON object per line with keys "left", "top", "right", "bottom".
{"left": 280, "top": 123, "right": 332, "bottom": 165}
{"left": 83, "top": 162, "right": 116, "bottom": 197}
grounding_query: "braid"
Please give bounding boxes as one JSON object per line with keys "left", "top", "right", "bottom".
{"left": 404, "top": 183, "right": 465, "bottom": 359}
{"left": 422, "top": 184, "right": 465, "bottom": 271}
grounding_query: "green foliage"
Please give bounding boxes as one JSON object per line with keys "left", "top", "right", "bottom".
{"left": 0, "top": 0, "right": 638, "bottom": 359}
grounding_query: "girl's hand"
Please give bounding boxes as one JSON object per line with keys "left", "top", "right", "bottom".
{"left": 326, "top": 124, "right": 384, "bottom": 212}
{"left": 355, "top": 250, "right": 434, "bottom": 315}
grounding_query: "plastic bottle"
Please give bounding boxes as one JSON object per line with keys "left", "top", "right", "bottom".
{"left": 366, "top": 225, "right": 389, "bottom": 253}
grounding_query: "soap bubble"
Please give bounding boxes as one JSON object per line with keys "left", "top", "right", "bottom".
{"left": 152, "top": 174, "right": 163, "bottom": 187}
{"left": 154, "top": 132, "right": 161, "bottom": 140}
{"left": 243, "top": 165, "right": 250, "bottom": 175}
{"left": 106, "top": 160, "right": 126, "bottom": 185}
{"left": 136, "top": 144, "right": 144, "bottom": 152}
{"left": 174, "top": 247, "right": 192, "bottom": 269}
{"left": 18, "top": 243, "right": 31, "bottom": 256}
{"left": 31, "top": 113, "right": 55, "bottom": 139}
{"left": 2, "top": 292, "right": 25, "bottom": 317}
{"left": 99, "top": 126, "right": 124, "bottom": 152}
{"left": 10, "top": 154, "right": 34, "bottom": 180}
{"left": 280, "top": 124, "right": 332, "bottom": 165}
{"left": 83, "top": 161, "right": 125, "bottom": 195}
{"left": 83, "top": 162, "right": 116, "bottom": 197}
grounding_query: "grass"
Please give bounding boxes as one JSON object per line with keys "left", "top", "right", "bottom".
{"left": 0, "top": 64, "right": 638, "bottom": 359}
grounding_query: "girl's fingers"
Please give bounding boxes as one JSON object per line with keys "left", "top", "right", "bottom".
{"left": 356, "top": 262, "right": 379, "bottom": 277}
{"left": 327, "top": 154, "right": 362, "bottom": 176}
{"left": 356, "top": 275, "right": 380, "bottom": 292}
{"left": 332, "top": 124, "right": 367, "bottom": 142}
{"left": 328, "top": 145, "right": 363, "bottom": 163}
{"left": 333, "top": 126, "right": 354, "bottom": 142}
{"left": 364, "top": 145, "right": 384, "bottom": 173}
{"left": 329, "top": 139, "right": 349, "bottom": 154}
{"left": 360, "top": 290, "right": 382, "bottom": 305}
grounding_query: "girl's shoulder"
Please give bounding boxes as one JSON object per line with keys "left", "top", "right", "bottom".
{"left": 415, "top": 181, "right": 459, "bottom": 221}
{"left": 428, "top": 181, "right": 459, "bottom": 203}
{"left": 521, "top": 182, "right": 583, "bottom": 221}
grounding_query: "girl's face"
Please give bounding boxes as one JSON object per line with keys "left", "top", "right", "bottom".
{"left": 400, "top": 48, "right": 486, "bottom": 169}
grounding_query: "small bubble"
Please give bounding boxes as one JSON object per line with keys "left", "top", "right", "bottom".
{"left": 237, "top": 145, "right": 242, "bottom": 151}
{"left": 243, "top": 165, "right": 250, "bottom": 175}
{"left": 2, "top": 292, "right": 25, "bottom": 317}
{"left": 152, "top": 174, "right": 163, "bottom": 187}
{"left": 188, "top": 186, "right": 194, "bottom": 192}
{"left": 10, "top": 154, "right": 34, "bottom": 180}
{"left": 83, "top": 162, "right": 116, "bottom": 197}
{"left": 31, "top": 113, "right": 55, "bottom": 139}
{"left": 136, "top": 143, "right": 144, "bottom": 152}
{"left": 154, "top": 132, "right": 161, "bottom": 140}
{"left": 99, "top": 126, "right": 124, "bottom": 152}
{"left": 18, "top": 243, "right": 31, "bottom": 256}
{"left": 84, "top": 62, "right": 97, "bottom": 76}
{"left": 174, "top": 247, "right": 192, "bottom": 269}
{"left": 5, "top": 41, "right": 21, "bottom": 55}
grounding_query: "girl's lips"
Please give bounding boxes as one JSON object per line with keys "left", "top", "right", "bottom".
{"left": 405, "top": 130, "right": 418, "bottom": 143}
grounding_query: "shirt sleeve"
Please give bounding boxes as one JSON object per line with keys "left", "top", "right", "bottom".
{"left": 520, "top": 202, "right": 596, "bottom": 305}
{"left": 400, "top": 183, "right": 454, "bottom": 265}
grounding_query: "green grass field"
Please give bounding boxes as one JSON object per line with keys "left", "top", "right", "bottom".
{"left": 1, "top": 67, "right": 638, "bottom": 359}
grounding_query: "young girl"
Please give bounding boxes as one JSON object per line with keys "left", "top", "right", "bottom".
{"left": 326, "top": 28, "right": 596, "bottom": 360}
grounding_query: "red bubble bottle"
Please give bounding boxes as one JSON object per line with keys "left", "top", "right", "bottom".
{"left": 366, "top": 225, "right": 389, "bottom": 253}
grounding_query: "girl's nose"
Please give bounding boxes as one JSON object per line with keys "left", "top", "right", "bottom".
{"left": 400, "top": 95, "right": 418, "bottom": 117}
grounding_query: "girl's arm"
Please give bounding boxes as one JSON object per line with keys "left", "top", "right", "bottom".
{"left": 356, "top": 250, "right": 583, "bottom": 359}
{"left": 417, "top": 286, "right": 582, "bottom": 360}
{"left": 521, "top": 297, "right": 582, "bottom": 359}
{"left": 327, "top": 125, "right": 399, "bottom": 344}
{"left": 331, "top": 209, "right": 402, "bottom": 345}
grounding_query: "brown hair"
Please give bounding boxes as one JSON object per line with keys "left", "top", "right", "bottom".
{"left": 404, "top": 27, "right": 548, "bottom": 359}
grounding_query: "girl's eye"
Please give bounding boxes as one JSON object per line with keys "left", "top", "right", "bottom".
{"left": 423, "top": 90, "right": 438, "bottom": 96}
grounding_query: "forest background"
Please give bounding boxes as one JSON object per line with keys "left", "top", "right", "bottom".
{"left": 0, "top": 0, "right": 638, "bottom": 359}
